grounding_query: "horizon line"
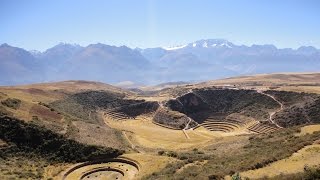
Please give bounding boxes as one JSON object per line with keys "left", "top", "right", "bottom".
{"left": 1, "top": 38, "right": 320, "bottom": 52}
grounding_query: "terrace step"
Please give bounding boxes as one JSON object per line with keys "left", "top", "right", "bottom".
{"left": 204, "top": 127, "right": 230, "bottom": 132}
{"left": 205, "top": 118, "right": 243, "bottom": 125}
{"left": 247, "top": 121, "right": 278, "bottom": 133}
{"left": 202, "top": 125, "right": 235, "bottom": 132}
{"left": 105, "top": 111, "right": 133, "bottom": 120}
{"left": 202, "top": 121, "right": 240, "bottom": 128}
{"left": 202, "top": 124, "right": 235, "bottom": 129}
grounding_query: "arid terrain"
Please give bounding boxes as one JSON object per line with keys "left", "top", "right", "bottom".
{"left": 1, "top": 73, "right": 320, "bottom": 180}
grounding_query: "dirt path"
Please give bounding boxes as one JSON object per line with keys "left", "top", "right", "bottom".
{"left": 182, "top": 129, "right": 190, "bottom": 139}
{"left": 122, "top": 131, "right": 143, "bottom": 153}
{"left": 158, "top": 99, "right": 192, "bottom": 140}
{"left": 256, "top": 90, "right": 283, "bottom": 128}
{"left": 88, "top": 111, "right": 92, "bottom": 120}
{"left": 182, "top": 117, "right": 193, "bottom": 139}
{"left": 184, "top": 117, "right": 192, "bottom": 130}
{"left": 123, "top": 131, "right": 135, "bottom": 149}
{"left": 158, "top": 101, "right": 165, "bottom": 108}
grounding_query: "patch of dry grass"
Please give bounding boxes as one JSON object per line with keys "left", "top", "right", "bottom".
{"left": 123, "top": 153, "right": 176, "bottom": 179}
{"left": 204, "top": 73, "right": 320, "bottom": 86}
{"left": 297, "top": 124, "right": 320, "bottom": 136}
{"left": 70, "top": 120, "right": 129, "bottom": 150}
{"left": 104, "top": 116, "right": 220, "bottom": 151}
{"left": 238, "top": 144, "right": 320, "bottom": 179}
{"left": 278, "top": 86, "right": 320, "bottom": 94}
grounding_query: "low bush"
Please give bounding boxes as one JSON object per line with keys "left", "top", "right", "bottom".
{"left": 158, "top": 150, "right": 165, "bottom": 155}
{"left": 304, "top": 165, "right": 320, "bottom": 180}
{"left": 1, "top": 98, "right": 21, "bottom": 109}
{"left": 0, "top": 105, "right": 12, "bottom": 116}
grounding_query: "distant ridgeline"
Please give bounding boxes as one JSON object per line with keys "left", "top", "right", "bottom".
{"left": 1, "top": 40, "right": 320, "bottom": 85}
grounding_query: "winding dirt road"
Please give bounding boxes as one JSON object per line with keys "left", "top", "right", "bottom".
{"left": 182, "top": 117, "right": 192, "bottom": 139}
{"left": 122, "top": 131, "right": 145, "bottom": 153}
{"left": 184, "top": 117, "right": 192, "bottom": 130}
{"left": 256, "top": 90, "right": 283, "bottom": 128}
{"left": 123, "top": 131, "right": 136, "bottom": 149}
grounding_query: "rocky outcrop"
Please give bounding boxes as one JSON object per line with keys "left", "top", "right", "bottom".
{"left": 153, "top": 108, "right": 197, "bottom": 129}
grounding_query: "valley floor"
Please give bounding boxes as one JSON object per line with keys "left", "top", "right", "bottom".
{"left": 103, "top": 115, "right": 250, "bottom": 151}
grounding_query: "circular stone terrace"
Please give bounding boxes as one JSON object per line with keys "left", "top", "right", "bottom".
{"left": 62, "top": 157, "right": 140, "bottom": 180}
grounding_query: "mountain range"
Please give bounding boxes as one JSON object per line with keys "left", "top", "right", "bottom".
{"left": 1, "top": 39, "right": 320, "bottom": 85}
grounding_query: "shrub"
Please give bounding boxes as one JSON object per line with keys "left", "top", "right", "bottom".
{"left": 1, "top": 98, "right": 21, "bottom": 109}
{"left": 166, "top": 151, "right": 178, "bottom": 158}
{"left": 0, "top": 105, "right": 12, "bottom": 116}
{"left": 187, "top": 159, "right": 194, "bottom": 163}
{"left": 304, "top": 165, "right": 320, "bottom": 180}
{"left": 158, "top": 150, "right": 165, "bottom": 155}
{"left": 32, "top": 116, "right": 39, "bottom": 121}
{"left": 178, "top": 155, "right": 188, "bottom": 160}
{"left": 208, "top": 174, "right": 223, "bottom": 180}
{"left": 231, "top": 172, "right": 241, "bottom": 180}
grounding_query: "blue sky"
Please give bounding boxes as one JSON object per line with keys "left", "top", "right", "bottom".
{"left": 1, "top": 0, "right": 320, "bottom": 51}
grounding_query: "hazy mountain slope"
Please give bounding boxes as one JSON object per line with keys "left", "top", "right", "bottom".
{"left": 0, "top": 44, "right": 43, "bottom": 85}
{"left": 0, "top": 43, "right": 155, "bottom": 84}
{"left": 141, "top": 39, "right": 320, "bottom": 79}
{"left": 62, "top": 44, "right": 153, "bottom": 83}
{"left": 0, "top": 39, "right": 320, "bottom": 85}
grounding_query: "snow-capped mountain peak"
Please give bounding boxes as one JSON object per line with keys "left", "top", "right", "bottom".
{"left": 29, "top": 50, "right": 42, "bottom": 57}
{"left": 187, "top": 39, "right": 234, "bottom": 49}
{"left": 162, "top": 39, "right": 234, "bottom": 50}
{"left": 203, "top": 42, "right": 208, "bottom": 48}
{"left": 163, "top": 44, "right": 187, "bottom": 51}
{"left": 220, "top": 42, "right": 232, "bottom": 48}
